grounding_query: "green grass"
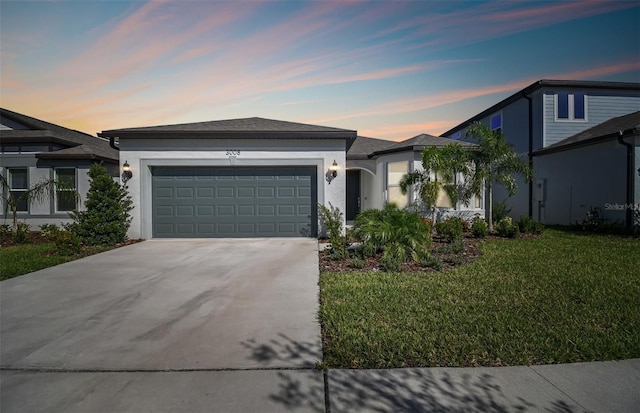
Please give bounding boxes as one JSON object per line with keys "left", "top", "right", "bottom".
{"left": 0, "top": 243, "right": 111, "bottom": 281}
{"left": 319, "top": 229, "right": 640, "bottom": 368}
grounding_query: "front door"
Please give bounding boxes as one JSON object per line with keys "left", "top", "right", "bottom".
{"left": 346, "top": 169, "right": 361, "bottom": 221}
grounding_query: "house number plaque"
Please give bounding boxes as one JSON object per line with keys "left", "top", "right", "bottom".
{"left": 226, "top": 150, "right": 241, "bottom": 156}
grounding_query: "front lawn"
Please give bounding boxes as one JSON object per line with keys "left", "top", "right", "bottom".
{"left": 319, "top": 229, "right": 640, "bottom": 368}
{"left": 0, "top": 242, "right": 112, "bottom": 281}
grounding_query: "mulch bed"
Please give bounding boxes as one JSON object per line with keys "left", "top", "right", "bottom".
{"left": 0, "top": 231, "right": 143, "bottom": 249}
{"left": 320, "top": 233, "right": 538, "bottom": 273}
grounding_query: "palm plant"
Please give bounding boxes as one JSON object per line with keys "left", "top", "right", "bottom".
{"left": 399, "top": 144, "right": 472, "bottom": 220}
{"left": 0, "top": 174, "right": 78, "bottom": 232}
{"left": 464, "top": 122, "right": 532, "bottom": 232}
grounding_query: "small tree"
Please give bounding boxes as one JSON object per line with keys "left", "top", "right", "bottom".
{"left": 1, "top": 174, "right": 77, "bottom": 232}
{"left": 464, "top": 122, "right": 532, "bottom": 232}
{"left": 69, "top": 164, "right": 133, "bottom": 245}
{"left": 399, "top": 144, "right": 472, "bottom": 220}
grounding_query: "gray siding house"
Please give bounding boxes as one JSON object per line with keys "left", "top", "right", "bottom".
{"left": 1, "top": 108, "right": 119, "bottom": 229}
{"left": 442, "top": 80, "right": 640, "bottom": 227}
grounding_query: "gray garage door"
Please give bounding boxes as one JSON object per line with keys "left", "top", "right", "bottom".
{"left": 151, "top": 166, "right": 317, "bottom": 238}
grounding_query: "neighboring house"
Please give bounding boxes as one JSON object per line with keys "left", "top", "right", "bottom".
{"left": 346, "top": 134, "right": 482, "bottom": 222}
{"left": 99, "top": 118, "right": 356, "bottom": 239}
{"left": 441, "top": 79, "right": 640, "bottom": 225}
{"left": 532, "top": 111, "right": 639, "bottom": 227}
{"left": 0, "top": 108, "right": 119, "bottom": 229}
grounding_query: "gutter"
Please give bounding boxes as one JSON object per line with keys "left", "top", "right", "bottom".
{"left": 617, "top": 130, "right": 634, "bottom": 229}
{"left": 109, "top": 136, "right": 119, "bottom": 151}
{"left": 524, "top": 93, "right": 533, "bottom": 218}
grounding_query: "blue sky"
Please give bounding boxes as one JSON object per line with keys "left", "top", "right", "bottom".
{"left": 1, "top": 0, "right": 639, "bottom": 141}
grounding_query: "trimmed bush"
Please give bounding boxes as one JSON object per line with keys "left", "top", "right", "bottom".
{"left": 471, "top": 216, "right": 489, "bottom": 238}
{"left": 69, "top": 164, "right": 133, "bottom": 246}
{"left": 518, "top": 216, "right": 544, "bottom": 234}
{"left": 352, "top": 204, "right": 431, "bottom": 269}
{"left": 52, "top": 230, "right": 82, "bottom": 256}
{"left": 435, "top": 217, "right": 464, "bottom": 243}
{"left": 40, "top": 223, "right": 60, "bottom": 240}
{"left": 495, "top": 217, "right": 519, "bottom": 238}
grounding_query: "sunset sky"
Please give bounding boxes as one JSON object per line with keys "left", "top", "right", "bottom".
{"left": 1, "top": 0, "right": 639, "bottom": 141}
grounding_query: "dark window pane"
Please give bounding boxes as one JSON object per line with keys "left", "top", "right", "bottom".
{"left": 490, "top": 113, "right": 502, "bottom": 130}
{"left": 9, "top": 169, "right": 28, "bottom": 189}
{"left": 573, "top": 93, "right": 585, "bottom": 119}
{"left": 56, "top": 169, "right": 76, "bottom": 187}
{"left": 3, "top": 145, "right": 20, "bottom": 153}
{"left": 557, "top": 93, "right": 569, "bottom": 119}
{"left": 57, "top": 191, "right": 76, "bottom": 211}
{"left": 11, "top": 191, "right": 29, "bottom": 212}
{"left": 21, "top": 144, "right": 49, "bottom": 152}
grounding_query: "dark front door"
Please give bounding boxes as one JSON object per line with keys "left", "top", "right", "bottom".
{"left": 346, "top": 169, "right": 361, "bottom": 221}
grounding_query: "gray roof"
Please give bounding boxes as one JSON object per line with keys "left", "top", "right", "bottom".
{"left": 347, "top": 136, "right": 396, "bottom": 159}
{"left": 0, "top": 107, "right": 118, "bottom": 162}
{"left": 442, "top": 79, "right": 640, "bottom": 137}
{"left": 368, "top": 133, "right": 476, "bottom": 157}
{"left": 100, "top": 117, "right": 356, "bottom": 139}
{"left": 534, "top": 111, "right": 640, "bottom": 156}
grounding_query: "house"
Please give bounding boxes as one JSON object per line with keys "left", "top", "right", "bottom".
{"left": 0, "top": 108, "right": 119, "bottom": 229}
{"left": 532, "top": 111, "right": 639, "bottom": 227}
{"left": 441, "top": 80, "right": 640, "bottom": 226}
{"left": 99, "top": 118, "right": 483, "bottom": 239}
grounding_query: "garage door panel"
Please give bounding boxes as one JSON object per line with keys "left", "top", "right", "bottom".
{"left": 152, "top": 166, "right": 316, "bottom": 238}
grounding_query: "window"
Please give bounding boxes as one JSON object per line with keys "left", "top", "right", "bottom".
{"left": 435, "top": 172, "right": 454, "bottom": 208}
{"left": 556, "top": 92, "right": 586, "bottom": 121}
{"left": 7, "top": 168, "right": 28, "bottom": 212}
{"left": 451, "top": 131, "right": 462, "bottom": 139}
{"left": 386, "top": 161, "right": 409, "bottom": 208}
{"left": 55, "top": 168, "right": 76, "bottom": 212}
{"left": 490, "top": 113, "right": 502, "bottom": 132}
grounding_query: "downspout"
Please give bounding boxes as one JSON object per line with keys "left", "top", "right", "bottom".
{"left": 524, "top": 94, "right": 533, "bottom": 218}
{"left": 109, "top": 136, "right": 120, "bottom": 151}
{"left": 617, "top": 131, "right": 633, "bottom": 229}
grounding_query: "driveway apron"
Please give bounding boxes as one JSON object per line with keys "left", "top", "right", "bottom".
{"left": 0, "top": 238, "right": 321, "bottom": 371}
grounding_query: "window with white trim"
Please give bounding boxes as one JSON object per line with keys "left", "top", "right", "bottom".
{"left": 7, "top": 168, "right": 29, "bottom": 212}
{"left": 386, "top": 161, "right": 409, "bottom": 208}
{"left": 435, "top": 172, "right": 454, "bottom": 208}
{"left": 556, "top": 92, "right": 586, "bottom": 121}
{"left": 55, "top": 168, "right": 76, "bottom": 212}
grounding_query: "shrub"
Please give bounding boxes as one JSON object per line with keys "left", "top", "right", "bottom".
{"left": 352, "top": 204, "right": 431, "bottom": 269}
{"left": 518, "top": 216, "right": 544, "bottom": 234}
{"left": 0, "top": 224, "right": 11, "bottom": 237}
{"left": 419, "top": 254, "right": 442, "bottom": 271}
{"left": 52, "top": 230, "right": 82, "bottom": 256}
{"left": 69, "top": 164, "right": 134, "bottom": 246}
{"left": 471, "top": 216, "right": 489, "bottom": 238}
{"left": 435, "top": 217, "right": 463, "bottom": 243}
{"left": 350, "top": 257, "right": 365, "bottom": 269}
{"left": 13, "top": 222, "right": 30, "bottom": 244}
{"left": 495, "top": 217, "right": 519, "bottom": 238}
{"left": 318, "top": 203, "right": 348, "bottom": 260}
{"left": 492, "top": 200, "right": 511, "bottom": 224}
{"left": 40, "top": 223, "right": 60, "bottom": 240}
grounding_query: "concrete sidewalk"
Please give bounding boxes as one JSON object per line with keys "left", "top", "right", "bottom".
{"left": 2, "top": 359, "right": 638, "bottom": 412}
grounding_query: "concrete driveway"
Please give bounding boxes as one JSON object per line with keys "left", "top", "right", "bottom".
{"left": 1, "top": 239, "right": 324, "bottom": 412}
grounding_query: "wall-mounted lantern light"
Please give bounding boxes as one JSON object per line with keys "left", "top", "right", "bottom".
{"left": 326, "top": 160, "right": 339, "bottom": 184}
{"left": 121, "top": 161, "right": 133, "bottom": 184}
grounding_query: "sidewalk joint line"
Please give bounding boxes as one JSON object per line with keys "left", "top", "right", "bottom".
{"left": 528, "top": 366, "right": 589, "bottom": 412}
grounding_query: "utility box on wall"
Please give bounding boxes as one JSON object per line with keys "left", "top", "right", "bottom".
{"left": 536, "top": 179, "right": 546, "bottom": 203}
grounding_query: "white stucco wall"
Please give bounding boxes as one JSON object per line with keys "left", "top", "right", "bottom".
{"left": 533, "top": 139, "right": 628, "bottom": 225}
{"left": 119, "top": 138, "right": 346, "bottom": 239}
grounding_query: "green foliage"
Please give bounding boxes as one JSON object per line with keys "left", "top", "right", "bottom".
{"left": 471, "top": 216, "right": 489, "bottom": 238}
{"left": 13, "top": 222, "right": 31, "bottom": 244}
{"left": 464, "top": 122, "right": 532, "bottom": 231}
{"left": 318, "top": 203, "right": 348, "bottom": 259}
{"left": 349, "top": 257, "right": 365, "bottom": 269}
{"left": 518, "top": 216, "right": 544, "bottom": 234}
{"left": 69, "top": 164, "right": 133, "bottom": 246}
{"left": 52, "top": 230, "right": 82, "bottom": 256}
{"left": 0, "top": 224, "right": 10, "bottom": 237}
{"left": 495, "top": 217, "right": 519, "bottom": 238}
{"left": 399, "top": 144, "right": 474, "bottom": 216}
{"left": 39, "top": 223, "right": 60, "bottom": 240}
{"left": 419, "top": 254, "right": 442, "bottom": 271}
{"left": 492, "top": 200, "right": 511, "bottom": 224}
{"left": 434, "top": 217, "right": 463, "bottom": 243}
{"left": 352, "top": 204, "right": 431, "bottom": 269}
